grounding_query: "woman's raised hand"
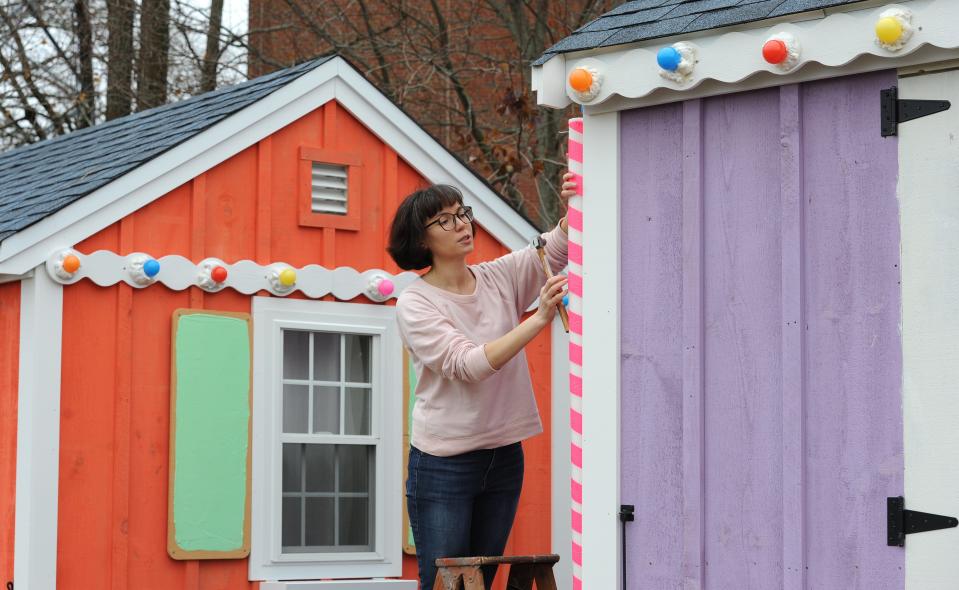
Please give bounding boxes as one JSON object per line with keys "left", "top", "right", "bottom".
{"left": 536, "top": 274, "right": 568, "bottom": 325}
{"left": 561, "top": 171, "right": 577, "bottom": 200}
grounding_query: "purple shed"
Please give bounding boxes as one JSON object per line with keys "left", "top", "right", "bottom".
{"left": 532, "top": 1, "right": 959, "bottom": 589}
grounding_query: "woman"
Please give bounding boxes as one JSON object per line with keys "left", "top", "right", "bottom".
{"left": 387, "top": 173, "right": 576, "bottom": 589}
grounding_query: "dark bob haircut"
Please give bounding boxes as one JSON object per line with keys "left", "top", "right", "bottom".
{"left": 387, "top": 185, "right": 475, "bottom": 270}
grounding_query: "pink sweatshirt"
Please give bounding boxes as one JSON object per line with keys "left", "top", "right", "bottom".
{"left": 396, "top": 223, "right": 568, "bottom": 456}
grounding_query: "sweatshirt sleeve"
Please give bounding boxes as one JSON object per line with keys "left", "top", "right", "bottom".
{"left": 477, "top": 222, "right": 569, "bottom": 312}
{"left": 396, "top": 293, "right": 499, "bottom": 383}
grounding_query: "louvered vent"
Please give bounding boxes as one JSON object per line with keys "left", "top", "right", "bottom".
{"left": 311, "top": 162, "right": 348, "bottom": 215}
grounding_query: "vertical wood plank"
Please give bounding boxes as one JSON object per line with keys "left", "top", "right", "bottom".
{"left": 383, "top": 143, "right": 398, "bottom": 273}
{"left": 681, "top": 99, "right": 705, "bottom": 590}
{"left": 111, "top": 218, "right": 134, "bottom": 590}
{"left": 780, "top": 83, "right": 806, "bottom": 590}
{"left": 323, "top": 101, "right": 338, "bottom": 267}
{"left": 256, "top": 137, "right": 272, "bottom": 265}
{"left": 190, "top": 175, "right": 206, "bottom": 310}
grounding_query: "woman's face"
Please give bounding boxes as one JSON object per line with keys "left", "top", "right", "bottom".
{"left": 422, "top": 202, "right": 474, "bottom": 261}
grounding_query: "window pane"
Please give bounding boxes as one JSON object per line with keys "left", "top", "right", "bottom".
{"left": 282, "top": 443, "right": 302, "bottom": 493}
{"left": 305, "top": 497, "right": 335, "bottom": 547}
{"left": 313, "top": 332, "right": 340, "bottom": 381}
{"left": 305, "top": 444, "right": 335, "bottom": 493}
{"left": 312, "top": 386, "right": 340, "bottom": 434}
{"left": 345, "top": 334, "right": 372, "bottom": 383}
{"left": 282, "top": 384, "right": 309, "bottom": 433}
{"left": 339, "top": 497, "right": 371, "bottom": 547}
{"left": 338, "top": 445, "right": 371, "bottom": 493}
{"left": 282, "top": 497, "right": 302, "bottom": 548}
{"left": 344, "top": 387, "right": 371, "bottom": 435}
{"left": 283, "top": 330, "right": 309, "bottom": 379}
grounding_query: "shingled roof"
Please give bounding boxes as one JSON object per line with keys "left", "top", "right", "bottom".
{"left": 0, "top": 55, "right": 335, "bottom": 244}
{"left": 534, "top": 0, "right": 869, "bottom": 65}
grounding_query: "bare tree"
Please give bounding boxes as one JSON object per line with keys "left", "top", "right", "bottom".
{"left": 200, "top": 0, "right": 223, "bottom": 92}
{"left": 137, "top": 0, "right": 169, "bottom": 110}
{"left": 246, "top": 0, "right": 610, "bottom": 228}
{"left": 106, "top": 0, "right": 135, "bottom": 119}
{"left": 75, "top": 0, "right": 95, "bottom": 127}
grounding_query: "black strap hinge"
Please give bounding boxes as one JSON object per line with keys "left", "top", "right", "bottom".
{"left": 881, "top": 86, "right": 951, "bottom": 137}
{"left": 887, "top": 496, "right": 958, "bottom": 546}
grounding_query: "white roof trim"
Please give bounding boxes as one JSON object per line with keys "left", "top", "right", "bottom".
{"left": 0, "top": 57, "right": 539, "bottom": 275}
{"left": 533, "top": 0, "right": 959, "bottom": 112}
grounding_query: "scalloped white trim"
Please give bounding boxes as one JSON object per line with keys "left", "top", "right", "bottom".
{"left": 659, "top": 42, "right": 698, "bottom": 85}
{"left": 43, "top": 249, "right": 419, "bottom": 300}
{"left": 540, "top": 1, "right": 959, "bottom": 107}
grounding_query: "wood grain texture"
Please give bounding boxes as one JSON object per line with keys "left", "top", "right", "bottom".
{"left": 49, "top": 99, "right": 541, "bottom": 589}
{"left": 0, "top": 282, "right": 20, "bottom": 586}
{"left": 619, "top": 70, "right": 903, "bottom": 589}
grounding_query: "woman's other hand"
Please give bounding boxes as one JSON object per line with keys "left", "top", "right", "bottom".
{"left": 559, "top": 171, "right": 577, "bottom": 233}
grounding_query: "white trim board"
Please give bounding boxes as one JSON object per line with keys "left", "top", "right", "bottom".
{"left": 261, "top": 581, "right": 416, "bottom": 590}
{"left": 899, "top": 67, "right": 959, "bottom": 590}
{"left": 250, "top": 297, "right": 403, "bottom": 581}
{"left": 14, "top": 268, "right": 63, "bottom": 590}
{"left": 0, "top": 57, "right": 539, "bottom": 276}
{"left": 533, "top": 0, "right": 959, "bottom": 112}
{"left": 580, "top": 111, "right": 621, "bottom": 589}
{"left": 551, "top": 316, "right": 573, "bottom": 590}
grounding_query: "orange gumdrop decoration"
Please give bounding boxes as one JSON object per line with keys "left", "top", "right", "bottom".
{"left": 569, "top": 68, "right": 593, "bottom": 92}
{"left": 62, "top": 254, "right": 80, "bottom": 273}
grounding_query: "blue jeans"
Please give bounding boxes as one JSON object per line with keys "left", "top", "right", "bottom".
{"left": 406, "top": 442, "right": 524, "bottom": 590}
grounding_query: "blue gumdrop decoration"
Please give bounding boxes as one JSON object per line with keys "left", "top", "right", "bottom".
{"left": 657, "top": 46, "right": 682, "bottom": 72}
{"left": 563, "top": 294, "right": 570, "bottom": 307}
{"left": 143, "top": 258, "right": 160, "bottom": 278}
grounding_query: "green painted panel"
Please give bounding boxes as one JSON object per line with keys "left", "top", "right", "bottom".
{"left": 172, "top": 312, "right": 250, "bottom": 555}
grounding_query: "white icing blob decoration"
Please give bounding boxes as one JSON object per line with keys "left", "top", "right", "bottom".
{"left": 659, "top": 42, "right": 698, "bottom": 84}
{"left": 763, "top": 32, "right": 802, "bottom": 71}
{"left": 268, "top": 263, "right": 298, "bottom": 295}
{"left": 126, "top": 253, "right": 160, "bottom": 286}
{"left": 48, "top": 248, "right": 83, "bottom": 282}
{"left": 568, "top": 65, "right": 604, "bottom": 103}
{"left": 875, "top": 6, "right": 914, "bottom": 52}
{"left": 196, "top": 257, "right": 229, "bottom": 292}
{"left": 365, "top": 275, "right": 395, "bottom": 302}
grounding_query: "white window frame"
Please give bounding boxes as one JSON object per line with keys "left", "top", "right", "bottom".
{"left": 251, "top": 297, "right": 403, "bottom": 581}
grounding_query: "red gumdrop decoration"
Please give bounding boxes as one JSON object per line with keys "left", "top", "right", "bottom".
{"left": 211, "top": 266, "right": 228, "bottom": 283}
{"left": 763, "top": 39, "right": 788, "bottom": 64}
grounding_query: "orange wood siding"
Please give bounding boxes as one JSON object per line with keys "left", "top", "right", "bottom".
{"left": 53, "top": 100, "right": 552, "bottom": 589}
{"left": 0, "top": 282, "right": 19, "bottom": 586}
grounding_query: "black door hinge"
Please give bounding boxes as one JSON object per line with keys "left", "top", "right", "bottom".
{"left": 881, "top": 86, "right": 951, "bottom": 137}
{"left": 888, "top": 496, "right": 958, "bottom": 546}
{"left": 619, "top": 504, "right": 635, "bottom": 523}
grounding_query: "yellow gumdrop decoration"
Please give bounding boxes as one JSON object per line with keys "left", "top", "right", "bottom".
{"left": 876, "top": 16, "right": 903, "bottom": 44}
{"left": 569, "top": 68, "right": 593, "bottom": 93}
{"left": 279, "top": 268, "right": 297, "bottom": 287}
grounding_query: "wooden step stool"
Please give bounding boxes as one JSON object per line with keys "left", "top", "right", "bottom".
{"left": 433, "top": 554, "right": 559, "bottom": 590}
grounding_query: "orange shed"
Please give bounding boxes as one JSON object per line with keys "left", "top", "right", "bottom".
{"left": 0, "top": 56, "right": 567, "bottom": 590}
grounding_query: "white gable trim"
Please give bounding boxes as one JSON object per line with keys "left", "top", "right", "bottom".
{"left": 0, "top": 57, "right": 538, "bottom": 275}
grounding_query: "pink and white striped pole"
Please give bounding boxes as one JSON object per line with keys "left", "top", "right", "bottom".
{"left": 567, "top": 117, "right": 584, "bottom": 590}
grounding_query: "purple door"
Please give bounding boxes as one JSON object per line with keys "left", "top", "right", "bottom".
{"left": 619, "top": 70, "right": 904, "bottom": 589}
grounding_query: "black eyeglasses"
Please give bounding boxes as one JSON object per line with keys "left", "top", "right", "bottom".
{"left": 424, "top": 206, "right": 474, "bottom": 231}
